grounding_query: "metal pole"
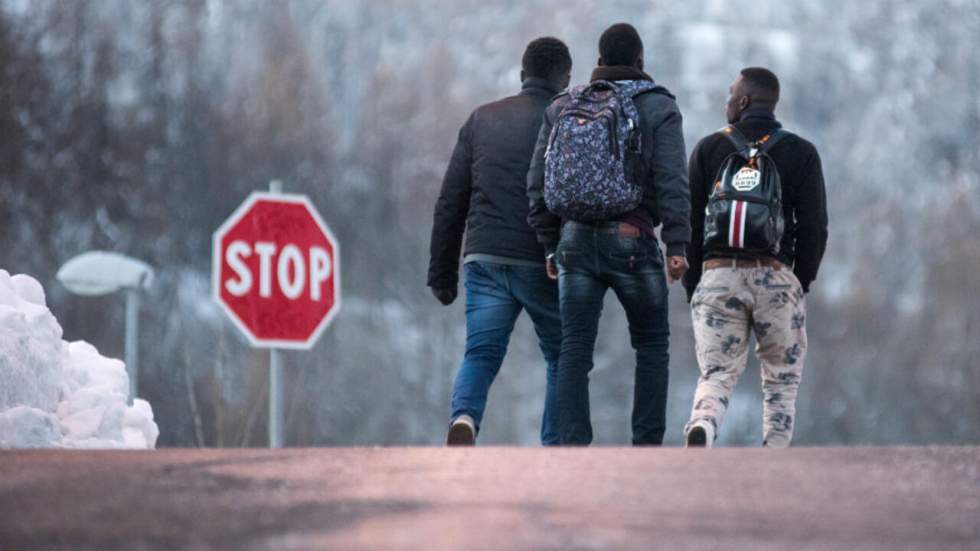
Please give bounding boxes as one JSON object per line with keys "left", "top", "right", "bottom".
{"left": 268, "top": 179, "right": 284, "bottom": 448}
{"left": 269, "top": 349, "right": 283, "bottom": 448}
{"left": 124, "top": 288, "right": 139, "bottom": 405}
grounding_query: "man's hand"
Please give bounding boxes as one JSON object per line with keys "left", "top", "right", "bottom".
{"left": 546, "top": 254, "right": 558, "bottom": 281}
{"left": 667, "top": 255, "right": 689, "bottom": 283}
{"left": 431, "top": 287, "right": 457, "bottom": 306}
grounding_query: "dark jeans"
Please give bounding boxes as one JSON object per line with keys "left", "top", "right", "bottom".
{"left": 450, "top": 261, "right": 562, "bottom": 445}
{"left": 556, "top": 221, "right": 670, "bottom": 445}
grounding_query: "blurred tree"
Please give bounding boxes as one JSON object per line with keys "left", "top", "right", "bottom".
{"left": 0, "top": 0, "right": 977, "bottom": 447}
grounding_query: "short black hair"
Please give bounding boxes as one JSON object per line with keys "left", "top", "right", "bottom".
{"left": 740, "top": 67, "right": 780, "bottom": 105}
{"left": 599, "top": 23, "right": 643, "bottom": 66}
{"left": 522, "top": 37, "right": 572, "bottom": 81}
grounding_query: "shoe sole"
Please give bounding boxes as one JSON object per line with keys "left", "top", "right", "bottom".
{"left": 447, "top": 423, "right": 475, "bottom": 446}
{"left": 686, "top": 427, "right": 707, "bottom": 447}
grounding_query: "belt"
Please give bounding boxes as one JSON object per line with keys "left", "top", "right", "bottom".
{"left": 564, "top": 221, "right": 641, "bottom": 237}
{"left": 703, "top": 257, "right": 788, "bottom": 271}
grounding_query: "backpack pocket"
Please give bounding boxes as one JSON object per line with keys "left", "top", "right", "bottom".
{"left": 738, "top": 200, "right": 778, "bottom": 251}
{"left": 606, "top": 236, "right": 661, "bottom": 273}
{"left": 704, "top": 196, "right": 779, "bottom": 253}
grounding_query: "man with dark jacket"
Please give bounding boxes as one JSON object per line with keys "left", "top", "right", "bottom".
{"left": 527, "top": 23, "right": 691, "bottom": 446}
{"left": 682, "top": 67, "right": 828, "bottom": 448}
{"left": 428, "top": 37, "right": 572, "bottom": 446}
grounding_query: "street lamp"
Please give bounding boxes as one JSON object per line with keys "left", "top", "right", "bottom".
{"left": 56, "top": 251, "right": 154, "bottom": 405}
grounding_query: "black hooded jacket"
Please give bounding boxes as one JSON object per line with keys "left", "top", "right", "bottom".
{"left": 428, "top": 77, "right": 561, "bottom": 290}
{"left": 682, "top": 108, "right": 828, "bottom": 298}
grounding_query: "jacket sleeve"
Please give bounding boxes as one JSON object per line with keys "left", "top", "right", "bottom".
{"left": 792, "top": 147, "right": 829, "bottom": 292}
{"left": 526, "top": 103, "right": 561, "bottom": 255}
{"left": 427, "top": 113, "right": 475, "bottom": 289}
{"left": 682, "top": 137, "right": 710, "bottom": 301}
{"left": 647, "top": 100, "right": 691, "bottom": 257}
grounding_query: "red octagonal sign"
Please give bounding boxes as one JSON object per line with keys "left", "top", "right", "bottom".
{"left": 212, "top": 192, "right": 341, "bottom": 349}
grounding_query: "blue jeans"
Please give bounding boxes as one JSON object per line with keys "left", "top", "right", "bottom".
{"left": 556, "top": 221, "right": 671, "bottom": 445}
{"left": 450, "top": 261, "right": 562, "bottom": 445}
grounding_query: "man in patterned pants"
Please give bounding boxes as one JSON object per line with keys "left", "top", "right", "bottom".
{"left": 682, "top": 68, "right": 828, "bottom": 447}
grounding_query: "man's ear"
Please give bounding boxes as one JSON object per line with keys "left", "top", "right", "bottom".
{"left": 597, "top": 57, "right": 605, "bottom": 67}
{"left": 636, "top": 56, "right": 644, "bottom": 71}
{"left": 739, "top": 95, "right": 751, "bottom": 110}
{"left": 520, "top": 69, "right": 526, "bottom": 82}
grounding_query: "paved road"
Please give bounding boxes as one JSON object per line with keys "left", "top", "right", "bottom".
{"left": 1, "top": 446, "right": 977, "bottom": 550}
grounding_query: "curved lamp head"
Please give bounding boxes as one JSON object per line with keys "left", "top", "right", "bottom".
{"left": 57, "top": 251, "right": 154, "bottom": 296}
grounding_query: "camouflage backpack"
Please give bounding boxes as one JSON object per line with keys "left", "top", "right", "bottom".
{"left": 543, "top": 80, "right": 670, "bottom": 221}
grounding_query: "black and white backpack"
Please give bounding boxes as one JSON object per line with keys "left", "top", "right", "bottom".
{"left": 703, "top": 126, "right": 788, "bottom": 255}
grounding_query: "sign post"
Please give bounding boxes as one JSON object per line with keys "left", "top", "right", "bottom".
{"left": 213, "top": 180, "right": 340, "bottom": 448}
{"left": 268, "top": 180, "right": 284, "bottom": 449}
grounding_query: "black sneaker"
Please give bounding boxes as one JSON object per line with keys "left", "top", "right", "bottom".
{"left": 446, "top": 414, "right": 476, "bottom": 446}
{"left": 686, "top": 426, "right": 707, "bottom": 447}
{"left": 686, "top": 425, "right": 710, "bottom": 448}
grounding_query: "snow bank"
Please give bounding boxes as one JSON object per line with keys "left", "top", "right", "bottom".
{"left": 0, "top": 270, "right": 158, "bottom": 448}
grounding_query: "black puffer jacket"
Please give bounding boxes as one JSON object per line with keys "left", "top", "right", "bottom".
{"left": 682, "top": 109, "right": 828, "bottom": 298}
{"left": 526, "top": 66, "right": 691, "bottom": 257}
{"left": 428, "top": 77, "right": 561, "bottom": 289}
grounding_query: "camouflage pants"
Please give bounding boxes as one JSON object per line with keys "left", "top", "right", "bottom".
{"left": 684, "top": 264, "right": 807, "bottom": 447}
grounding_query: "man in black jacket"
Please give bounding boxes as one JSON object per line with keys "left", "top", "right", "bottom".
{"left": 428, "top": 37, "right": 572, "bottom": 446}
{"left": 527, "top": 24, "right": 691, "bottom": 446}
{"left": 682, "top": 67, "right": 828, "bottom": 448}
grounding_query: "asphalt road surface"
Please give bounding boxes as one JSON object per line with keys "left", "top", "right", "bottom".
{"left": 1, "top": 446, "right": 977, "bottom": 550}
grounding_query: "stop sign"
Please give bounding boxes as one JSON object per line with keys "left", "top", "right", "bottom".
{"left": 212, "top": 192, "right": 340, "bottom": 349}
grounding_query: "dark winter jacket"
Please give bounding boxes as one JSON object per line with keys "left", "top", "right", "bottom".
{"left": 428, "top": 77, "right": 562, "bottom": 289}
{"left": 682, "top": 108, "right": 828, "bottom": 298}
{"left": 526, "top": 66, "right": 691, "bottom": 257}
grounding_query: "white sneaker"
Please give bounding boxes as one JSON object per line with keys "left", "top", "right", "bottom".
{"left": 447, "top": 414, "right": 476, "bottom": 446}
{"left": 685, "top": 422, "right": 715, "bottom": 448}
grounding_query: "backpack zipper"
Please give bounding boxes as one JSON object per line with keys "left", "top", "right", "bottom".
{"left": 714, "top": 194, "right": 772, "bottom": 204}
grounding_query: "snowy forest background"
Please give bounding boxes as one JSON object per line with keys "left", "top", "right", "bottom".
{"left": 1, "top": 0, "right": 978, "bottom": 447}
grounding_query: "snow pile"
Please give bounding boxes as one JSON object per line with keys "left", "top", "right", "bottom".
{"left": 0, "top": 270, "right": 158, "bottom": 448}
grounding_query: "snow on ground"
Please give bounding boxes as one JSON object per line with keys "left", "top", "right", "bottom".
{"left": 0, "top": 270, "right": 158, "bottom": 448}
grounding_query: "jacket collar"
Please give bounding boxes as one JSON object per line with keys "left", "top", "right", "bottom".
{"left": 590, "top": 65, "right": 653, "bottom": 82}
{"left": 739, "top": 107, "right": 778, "bottom": 123}
{"left": 520, "top": 77, "right": 562, "bottom": 97}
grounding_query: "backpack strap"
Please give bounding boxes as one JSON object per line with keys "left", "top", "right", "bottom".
{"left": 755, "top": 128, "right": 790, "bottom": 154}
{"left": 631, "top": 84, "right": 675, "bottom": 100}
{"left": 615, "top": 79, "right": 675, "bottom": 100}
{"left": 721, "top": 126, "right": 792, "bottom": 159}
{"left": 720, "top": 125, "right": 752, "bottom": 159}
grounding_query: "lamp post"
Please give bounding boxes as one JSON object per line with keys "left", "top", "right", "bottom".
{"left": 57, "top": 251, "right": 154, "bottom": 405}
